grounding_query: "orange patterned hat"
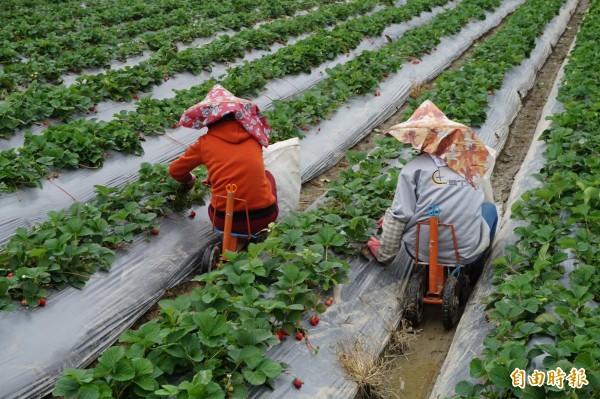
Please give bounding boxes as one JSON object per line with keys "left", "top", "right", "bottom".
{"left": 179, "top": 84, "right": 271, "bottom": 147}
{"left": 385, "top": 100, "right": 493, "bottom": 188}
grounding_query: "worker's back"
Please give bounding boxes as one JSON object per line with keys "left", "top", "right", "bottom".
{"left": 391, "top": 154, "right": 491, "bottom": 264}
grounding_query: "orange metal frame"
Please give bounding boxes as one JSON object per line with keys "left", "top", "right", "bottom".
{"left": 415, "top": 214, "right": 461, "bottom": 305}
{"left": 211, "top": 183, "right": 252, "bottom": 257}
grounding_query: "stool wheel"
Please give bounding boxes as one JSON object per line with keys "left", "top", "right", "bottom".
{"left": 201, "top": 245, "right": 221, "bottom": 274}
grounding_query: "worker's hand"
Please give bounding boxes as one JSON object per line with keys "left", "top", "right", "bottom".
{"left": 376, "top": 216, "right": 384, "bottom": 228}
{"left": 367, "top": 236, "right": 381, "bottom": 258}
{"left": 201, "top": 178, "right": 212, "bottom": 188}
{"left": 181, "top": 173, "right": 197, "bottom": 193}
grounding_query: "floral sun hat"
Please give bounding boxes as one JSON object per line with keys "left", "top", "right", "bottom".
{"left": 385, "top": 100, "right": 494, "bottom": 188}
{"left": 179, "top": 84, "right": 271, "bottom": 148}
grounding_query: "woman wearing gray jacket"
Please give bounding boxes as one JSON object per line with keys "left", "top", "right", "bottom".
{"left": 367, "top": 100, "right": 498, "bottom": 270}
{"left": 368, "top": 153, "right": 497, "bottom": 266}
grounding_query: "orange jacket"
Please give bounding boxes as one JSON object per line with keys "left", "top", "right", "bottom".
{"left": 168, "top": 121, "right": 275, "bottom": 212}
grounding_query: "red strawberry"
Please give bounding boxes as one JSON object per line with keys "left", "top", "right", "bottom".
{"left": 424, "top": 50, "right": 431, "bottom": 55}
{"left": 189, "top": 210, "right": 196, "bottom": 218}
{"left": 293, "top": 378, "right": 303, "bottom": 389}
{"left": 310, "top": 317, "right": 320, "bottom": 326}
{"left": 326, "top": 296, "right": 334, "bottom": 306}
{"left": 296, "top": 332, "right": 303, "bottom": 341}
{"left": 7, "top": 273, "right": 13, "bottom": 278}
{"left": 132, "top": 94, "right": 139, "bottom": 99}
{"left": 278, "top": 329, "right": 289, "bottom": 337}
{"left": 172, "top": 123, "right": 178, "bottom": 129}
{"left": 39, "top": 298, "right": 46, "bottom": 307}
{"left": 151, "top": 228, "right": 160, "bottom": 235}
{"left": 88, "top": 106, "right": 99, "bottom": 113}
{"left": 41, "top": 121, "right": 50, "bottom": 127}
{"left": 275, "top": 331, "right": 284, "bottom": 340}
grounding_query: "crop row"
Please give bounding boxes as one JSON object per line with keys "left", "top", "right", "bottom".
{"left": 0, "top": 0, "right": 200, "bottom": 41}
{"left": 403, "top": 0, "right": 566, "bottom": 124}
{"left": 0, "top": 0, "right": 345, "bottom": 94}
{"left": 452, "top": 1, "right": 600, "bottom": 397}
{"left": 0, "top": 0, "right": 375, "bottom": 132}
{"left": 0, "top": 163, "right": 209, "bottom": 310}
{"left": 0, "top": 0, "right": 449, "bottom": 191}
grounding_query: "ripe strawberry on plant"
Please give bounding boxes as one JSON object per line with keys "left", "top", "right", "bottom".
{"left": 309, "top": 316, "right": 320, "bottom": 326}
{"left": 150, "top": 228, "right": 160, "bottom": 235}
{"left": 278, "top": 329, "right": 289, "bottom": 337}
{"left": 132, "top": 94, "right": 139, "bottom": 100}
{"left": 7, "top": 273, "right": 13, "bottom": 278}
{"left": 296, "top": 332, "right": 304, "bottom": 341}
{"left": 293, "top": 378, "right": 303, "bottom": 389}
{"left": 39, "top": 298, "right": 46, "bottom": 307}
{"left": 189, "top": 210, "right": 196, "bottom": 218}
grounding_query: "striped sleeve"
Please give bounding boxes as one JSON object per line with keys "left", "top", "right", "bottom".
{"left": 376, "top": 208, "right": 407, "bottom": 264}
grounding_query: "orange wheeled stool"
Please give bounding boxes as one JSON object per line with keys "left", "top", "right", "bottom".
{"left": 404, "top": 205, "right": 469, "bottom": 330}
{"left": 200, "top": 183, "right": 268, "bottom": 273}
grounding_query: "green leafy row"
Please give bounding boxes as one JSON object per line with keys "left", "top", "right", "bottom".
{"left": 0, "top": 0, "right": 372, "bottom": 133}
{"left": 403, "top": 0, "right": 567, "bottom": 125}
{"left": 0, "top": 0, "right": 178, "bottom": 38}
{"left": 0, "top": 0, "right": 447, "bottom": 191}
{"left": 265, "top": 0, "right": 571, "bottom": 137}
{"left": 0, "top": 0, "right": 345, "bottom": 95}
{"left": 452, "top": 1, "right": 600, "bottom": 397}
{"left": 264, "top": 0, "right": 506, "bottom": 139}
{"left": 0, "top": 163, "right": 209, "bottom": 310}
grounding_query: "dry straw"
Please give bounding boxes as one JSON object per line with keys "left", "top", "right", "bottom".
{"left": 336, "top": 320, "right": 416, "bottom": 399}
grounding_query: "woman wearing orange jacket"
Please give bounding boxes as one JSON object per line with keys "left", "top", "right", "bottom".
{"left": 168, "top": 85, "right": 278, "bottom": 235}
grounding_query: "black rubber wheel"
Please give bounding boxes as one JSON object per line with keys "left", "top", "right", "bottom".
{"left": 404, "top": 270, "right": 425, "bottom": 326}
{"left": 442, "top": 275, "right": 461, "bottom": 330}
{"left": 201, "top": 245, "right": 221, "bottom": 274}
